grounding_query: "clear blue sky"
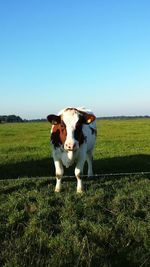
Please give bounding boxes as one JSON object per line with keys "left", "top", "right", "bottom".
{"left": 0, "top": 0, "right": 150, "bottom": 119}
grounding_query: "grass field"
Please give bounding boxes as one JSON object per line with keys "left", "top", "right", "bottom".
{"left": 0, "top": 119, "right": 150, "bottom": 266}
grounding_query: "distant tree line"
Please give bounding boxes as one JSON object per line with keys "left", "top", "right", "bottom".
{"left": 0, "top": 115, "right": 23, "bottom": 123}
{"left": 0, "top": 115, "right": 47, "bottom": 123}
{"left": 97, "top": 115, "right": 150, "bottom": 120}
{"left": 0, "top": 114, "right": 149, "bottom": 123}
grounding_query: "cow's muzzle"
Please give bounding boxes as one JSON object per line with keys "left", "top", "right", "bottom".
{"left": 64, "top": 142, "right": 77, "bottom": 151}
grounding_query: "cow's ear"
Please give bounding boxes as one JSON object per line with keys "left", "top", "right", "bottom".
{"left": 83, "top": 113, "right": 96, "bottom": 124}
{"left": 47, "top": 115, "right": 61, "bottom": 125}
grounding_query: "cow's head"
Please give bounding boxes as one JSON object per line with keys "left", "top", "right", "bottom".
{"left": 47, "top": 108, "right": 96, "bottom": 151}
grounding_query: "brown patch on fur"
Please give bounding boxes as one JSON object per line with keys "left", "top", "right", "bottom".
{"left": 51, "top": 122, "right": 67, "bottom": 147}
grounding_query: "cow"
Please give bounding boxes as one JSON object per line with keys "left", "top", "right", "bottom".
{"left": 47, "top": 107, "right": 96, "bottom": 193}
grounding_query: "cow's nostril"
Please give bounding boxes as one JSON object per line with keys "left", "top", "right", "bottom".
{"left": 65, "top": 143, "right": 76, "bottom": 150}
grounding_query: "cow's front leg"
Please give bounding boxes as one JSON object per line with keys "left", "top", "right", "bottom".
{"left": 75, "top": 160, "right": 85, "bottom": 193}
{"left": 54, "top": 160, "right": 64, "bottom": 192}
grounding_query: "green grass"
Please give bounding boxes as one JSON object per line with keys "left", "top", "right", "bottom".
{"left": 0, "top": 119, "right": 150, "bottom": 179}
{"left": 0, "top": 176, "right": 150, "bottom": 267}
{"left": 0, "top": 119, "right": 150, "bottom": 266}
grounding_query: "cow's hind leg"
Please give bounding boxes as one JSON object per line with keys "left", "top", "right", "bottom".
{"left": 54, "top": 160, "right": 64, "bottom": 192}
{"left": 86, "top": 150, "right": 93, "bottom": 177}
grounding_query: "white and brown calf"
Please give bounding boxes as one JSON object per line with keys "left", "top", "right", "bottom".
{"left": 47, "top": 107, "right": 96, "bottom": 193}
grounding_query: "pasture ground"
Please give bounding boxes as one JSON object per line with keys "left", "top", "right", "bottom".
{"left": 0, "top": 119, "right": 150, "bottom": 266}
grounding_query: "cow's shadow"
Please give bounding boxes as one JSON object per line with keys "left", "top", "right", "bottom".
{"left": 0, "top": 154, "right": 150, "bottom": 180}
{"left": 93, "top": 154, "right": 150, "bottom": 175}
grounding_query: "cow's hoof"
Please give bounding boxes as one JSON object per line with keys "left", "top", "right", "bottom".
{"left": 55, "top": 188, "right": 61, "bottom": 193}
{"left": 77, "top": 189, "right": 84, "bottom": 194}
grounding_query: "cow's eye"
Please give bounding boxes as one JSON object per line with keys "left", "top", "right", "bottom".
{"left": 60, "top": 121, "right": 66, "bottom": 130}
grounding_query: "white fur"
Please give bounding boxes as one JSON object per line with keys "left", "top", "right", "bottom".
{"left": 51, "top": 107, "right": 96, "bottom": 193}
